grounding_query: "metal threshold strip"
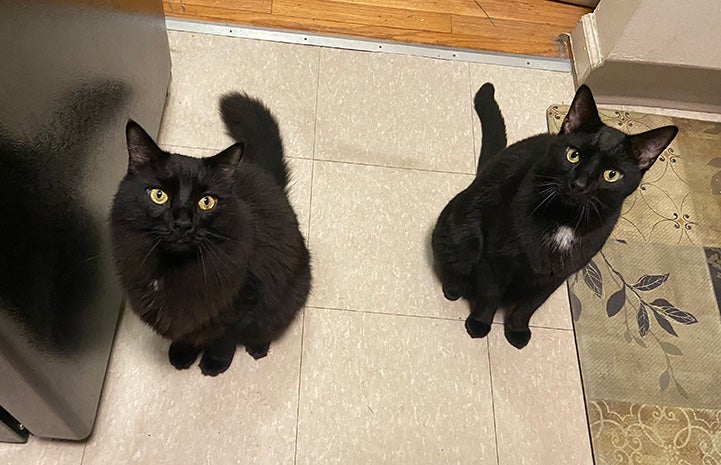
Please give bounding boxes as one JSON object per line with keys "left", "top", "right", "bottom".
{"left": 165, "top": 18, "right": 572, "bottom": 73}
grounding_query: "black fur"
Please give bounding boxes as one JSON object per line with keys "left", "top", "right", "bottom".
{"left": 432, "top": 83, "right": 677, "bottom": 348}
{"left": 474, "top": 82, "right": 507, "bottom": 174}
{"left": 219, "top": 93, "right": 289, "bottom": 188}
{"left": 110, "top": 94, "right": 311, "bottom": 376}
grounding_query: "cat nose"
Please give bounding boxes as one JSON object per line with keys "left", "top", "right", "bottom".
{"left": 173, "top": 210, "right": 193, "bottom": 231}
{"left": 175, "top": 218, "right": 192, "bottom": 231}
{"left": 571, "top": 177, "right": 587, "bottom": 191}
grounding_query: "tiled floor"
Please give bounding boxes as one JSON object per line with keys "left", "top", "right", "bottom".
{"left": 0, "top": 31, "right": 592, "bottom": 465}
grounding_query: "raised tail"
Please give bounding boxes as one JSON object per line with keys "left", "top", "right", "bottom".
{"left": 473, "top": 83, "right": 507, "bottom": 175}
{"left": 219, "top": 93, "right": 289, "bottom": 188}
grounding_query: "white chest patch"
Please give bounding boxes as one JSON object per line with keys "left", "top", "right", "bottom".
{"left": 553, "top": 226, "right": 576, "bottom": 252}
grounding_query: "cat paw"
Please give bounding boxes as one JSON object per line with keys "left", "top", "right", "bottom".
{"left": 168, "top": 342, "right": 201, "bottom": 370}
{"left": 199, "top": 341, "right": 236, "bottom": 376}
{"left": 504, "top": 328, "right": 532, "bottom": 349}
{"left": 199, "top": 354, "right": 233, "bottom": 377}
{"left": 246, "top": 343, "right": 270, "bottom": 360}
{"left": 465, "top": 317, "right": 491, "bottom": 339}
{"left": 443, "top": 281, "right": 465, "bottom": 301}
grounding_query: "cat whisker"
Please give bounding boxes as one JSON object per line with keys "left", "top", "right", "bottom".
{"left": 530, "top": 190, "right": 557, "bottom": 215}
{"left": 200, "top": 239, "right": 237, "bottom": 284}
{"left": 205, "top": 240, "right": 241, "bottom": 267}
{"left": 584, "top": 205, "right": 591, "bottom": 228}
{"left": 203, "top": 248, "right": 231, "bottom": 286}
{"left": 205, "top": 230, "right": 240, "bottom": 242}
{"left": 148, "top": 228, "right": 171, "bottom": 236}
{"left": 588, "top": 199, "right": 602, "bottom": 223}
{"left": 140, "top": 239, "right": 161, "bottom": 269}
{"left": 536, "top": 187, "right": 556, "bottom": 199}
{"left": 573, "top": 205, "right": 585, "bottom": 232}
{"left": 537, "top": 181, "right": 559, "bottom": 189}
{"left": 535, "top": 185, "right": 558, "bottom": 197}
{"left": 197, "top": 247, "right": 208, "bottom": 286}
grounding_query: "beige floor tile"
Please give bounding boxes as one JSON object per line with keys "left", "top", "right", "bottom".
{"left": 315, "top": 48, "right": 475, "bottom": 173}
{"left": 296, "top": 307, "right": 496, "bottom": 465}
{"left": 492, "top": 283, "right": 574, "bottom": 330}
{"left": 157, "top": 31, "right": 319, "bottom": 159}
{"left": 156, "top": 144, "right": 313, "bottom": 239}
{"left": 81, "top": 309, "right": 303, "bottom": 465}
{"left": 0, "top": 437, "right": 84, "bottom": 465}
{"left": 307, "top": 160, "right": 473, "bottom": 319}
{"left": 469, "top": 65, "right": 574, "bottom": 167}
{"left": 488, "top": 326, "right": 592, "bottom": 465}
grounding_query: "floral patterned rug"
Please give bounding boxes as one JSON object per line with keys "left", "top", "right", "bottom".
{"left": 547, "top": 107, "right": 721, "bottom": 465}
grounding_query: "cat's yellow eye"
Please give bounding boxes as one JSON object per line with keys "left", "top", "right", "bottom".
{"left": 603, "top": 169, "right": 623, "bottom": 183}
{"left": 149, "top": 188, "right": 168, "bottom": 205}
{"left": 198, "top": 195, "right": 217, "bottom": 211}
{"left": 565, "top": 147, "right": 581, "bottom": 164}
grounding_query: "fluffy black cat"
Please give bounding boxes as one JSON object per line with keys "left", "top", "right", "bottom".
{"left": 111, "top": 94, "right": 311, "bottom": 376}
{"left": 432, "top": 83, "right": 677, "bottom": 349}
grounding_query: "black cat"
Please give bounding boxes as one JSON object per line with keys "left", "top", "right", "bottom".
{"left": 110, "top": 94, "right": 311, "bottom": 376}
{"left": 432, "top": 83, "right": 677, "bottom": 349}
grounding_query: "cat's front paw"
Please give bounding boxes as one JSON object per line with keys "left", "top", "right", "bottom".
{"left": 465, "top": 316, "right": 491, "bottom": 339}
{"left": 443, "top": 281, "right": 463, "bottom": 301}
{"left": 168, "top": 342, "right": 201, "bottom": 370}
{"left": 443, "top": 274, "right": 471, "bottom": 301}
{"left": 246, "top": 343, "right": 270, "bottom": 360}
{"left": 199, "top": 340, "right": 236, "bottom": 376}
{"left": 504, "top": 327, "right": 532, "bottom": 349}
{"left": 199, "top": 354, "right": 233, "bottom": 377}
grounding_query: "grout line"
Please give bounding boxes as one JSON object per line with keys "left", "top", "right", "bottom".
{"left": 312, "top": 47, "right": 321, "bottom": 163}
{"left": 308, "top": 305, "right": 575, "bottom": 331}
{"left": 564, "top": 281, "right": 598, "bottom": 463}
{"left": 79, "top": 443, "right": 88, "bottom": 465}
{"left": 159, "top": 142, "right": 476, "bottom": 177}
{"left": 312, "top": 157, "right": 476, "bottom": 177}
{"left": 294, "top": 51, "right": 320, "bottom": 465}
{"left": 159, "top": 142, "right": 313, "bottom": 161}
{"left": 466, "top": 61, "right": 478, "bottom": 174}
{"left": 293, "top": 49, "right": 320, "bottom": 465}
{"left": 485, "top": 337, "right": 502, "bottom": 465}
{"left": 304, "top": 160, "right": 315, "bottom": 248}
{"left": 306, "top": 305, "right": 464, "bottom": 322}
{"left": 490, "top": 321, "right": 575, "bottom": 332}
{"left": 304, "top": 46, "right": 321, "bottom": 245}
{"left": 292, "top": 308, "right": 306, "bottom": 465}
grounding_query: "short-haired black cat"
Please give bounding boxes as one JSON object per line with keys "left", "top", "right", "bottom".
{"left": 432, "top": 83, "right": 677, "bottom": 349}
{"left": 110, "top": 94, "right": 311, "bottom": 376}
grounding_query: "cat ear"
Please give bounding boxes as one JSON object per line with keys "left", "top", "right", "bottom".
{"left": 126, "top": 120, "right": 163, "bottom": 172}
{"left": 206, "top": 142, "right": 244, "bottom": 174}
{"left": 560, "top": 85, "right": 602, "bottom": 134}
{"left": 630, "top": 126, "right": 678, "bottom": 172}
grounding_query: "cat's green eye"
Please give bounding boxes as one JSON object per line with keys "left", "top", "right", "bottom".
{"left": 565, "top": 147, "right": 580, "bottom": 164}
{"left": 149, "top": 188, "right": 168, "bottom": 205}
{"left": 198, "top": 195, "right": 217, "bottom": 211}
{"left": 603, "top": 169, "right": 623, "bottom": 183}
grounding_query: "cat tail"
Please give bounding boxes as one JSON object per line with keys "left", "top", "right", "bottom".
{"left": 219, "top": 93, "right": 290, "bottom": 188}
{"left": 473, "top": 83, "right": 507, "bottom": 175}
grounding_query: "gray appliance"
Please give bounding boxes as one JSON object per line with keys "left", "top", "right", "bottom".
{"left": 0, "top": 0, "right": 171, "bottom": 442}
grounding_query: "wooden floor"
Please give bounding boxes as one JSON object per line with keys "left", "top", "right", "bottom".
{"left": 163, "top": 0, "right": 591, "bottom": 58}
